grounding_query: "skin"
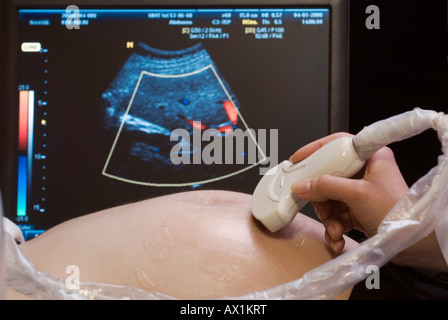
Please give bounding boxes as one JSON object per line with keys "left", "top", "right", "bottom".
{"left": 5, "top": 190, "right": 357, "bottom": 300}
{"left": 290, "top": 132, "right": 448, "bottom": 272}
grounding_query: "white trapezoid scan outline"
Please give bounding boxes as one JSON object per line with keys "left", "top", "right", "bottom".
{"left": 102, "top": 65, "right": 267, "bottom": 187}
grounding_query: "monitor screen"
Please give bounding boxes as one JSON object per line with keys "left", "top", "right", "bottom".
{"left": 0, "top": 0, "right": 348, "bottom": 240}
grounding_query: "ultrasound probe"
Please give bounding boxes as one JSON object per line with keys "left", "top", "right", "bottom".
{"left": 251, "top": 136, "right": 370, "bottom": 232}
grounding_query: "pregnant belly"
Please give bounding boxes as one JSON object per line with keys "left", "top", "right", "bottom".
{"left": 15, "top": 190, "right": 355, "bottom": 299}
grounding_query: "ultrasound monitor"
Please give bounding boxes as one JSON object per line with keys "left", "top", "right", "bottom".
{"left": 0, "top": 0, "right": 349, "bottom": 240}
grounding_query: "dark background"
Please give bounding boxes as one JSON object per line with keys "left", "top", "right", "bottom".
{"left": 349, "top": 0, "right": 448, "bottom": 186}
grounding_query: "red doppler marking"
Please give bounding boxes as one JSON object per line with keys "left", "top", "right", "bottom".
{"left": 178, "top": 114, "right": 208, "bottom": 130}
{"left": 188, "top": 119, "right": 207, "bottom": 130}
{"left": 178, "top": 101, "right": 238, "bottom": 133}
{"left": 217, "top": 125, "right": 234, "bottom": 133}
{"left": 223, "top": 100, "right": 238, "bottom": 124}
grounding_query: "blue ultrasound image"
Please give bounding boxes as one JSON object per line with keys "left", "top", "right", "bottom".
{"left": 101, "top": 42, "right": 259, "bottom": 186}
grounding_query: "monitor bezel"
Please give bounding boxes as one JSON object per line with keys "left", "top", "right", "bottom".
{"left": 0, "top": 0, "right": 349, "bottom": 220}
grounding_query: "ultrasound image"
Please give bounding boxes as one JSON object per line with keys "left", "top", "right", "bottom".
{"left": 101, "top": 42, "right": 258, "bottom": 186}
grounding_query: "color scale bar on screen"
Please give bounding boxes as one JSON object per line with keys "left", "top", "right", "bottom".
{"left": 27, "top": 90, "right": 34, "bottom": 192}
{"left": 18, "top": 91, "right": 28, "bottom": 151}
{"left": 17, "top": 156, "right": 27, "bottom": 217}
{"left": 17, "top": 90, "right": 35, "bottom": 217}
